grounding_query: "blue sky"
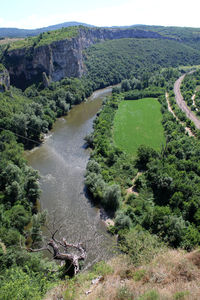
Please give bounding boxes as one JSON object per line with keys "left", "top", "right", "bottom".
{"left": 1, "top": 0, "right": 200, "bottom": 29}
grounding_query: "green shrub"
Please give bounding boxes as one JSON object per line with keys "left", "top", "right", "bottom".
{"left": 115, "top": 212, "right": 132, "bottom": 231}
{"left": 119, "top": 226, "right": 163, "bottom": 265}
{"left": 116, "top": 285, "right": 134, "bottom": 300}
{"left": 133, "top": 269, "right": 146, "bottom": 281}
{"left": 137, "top": 290, "right": 160, "bottom": 300}
{"left": 0, "top": 266, "right": 51, "bottom": 300}
{"left": 92, "top": 261, "right": 113, "bottom": 277}
{"left": 173, "top": 291, "right": 189, "bottom": 300}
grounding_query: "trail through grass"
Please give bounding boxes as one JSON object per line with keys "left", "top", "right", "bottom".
{"left": 113, "top": 98, "right": 165, "bottom": 155}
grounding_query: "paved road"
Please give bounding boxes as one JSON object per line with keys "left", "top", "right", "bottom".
{"left": 174, "top": 74, "right": 200, "bottom": 130}
{"left": 165, "top": 92, "right": 194, "bottom": 137}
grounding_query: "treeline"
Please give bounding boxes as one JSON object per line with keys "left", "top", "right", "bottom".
{"left": 84, "top": 38, "right": 200, "bottom": 90}
{"left": 85, "top": 69, "right": 200, "bottom": 260}
{"left": 85, "top": 94, "right": 136, "bottom": 211}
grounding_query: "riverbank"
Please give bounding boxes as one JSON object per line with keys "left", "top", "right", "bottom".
{"left": 26, "top": 85, "right": 117, "bottom": 268}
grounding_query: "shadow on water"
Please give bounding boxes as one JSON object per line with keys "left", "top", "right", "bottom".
{"left": 25, "top": 85, "right": 118, "bottom": 268}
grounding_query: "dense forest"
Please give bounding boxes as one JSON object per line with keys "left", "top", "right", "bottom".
{"left": 84, "top": 38, "right": 200, "bottom": 90}
{"left": 1, "top": 24, "right": 200, "bottom": 299}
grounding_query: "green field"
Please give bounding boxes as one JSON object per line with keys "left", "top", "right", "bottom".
{"left": 113, "top": 98, "right": 165, "bottom": 156}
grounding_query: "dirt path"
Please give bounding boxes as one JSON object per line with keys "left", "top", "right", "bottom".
{"left": 126, "top": 172, "right": 142, "bottom": 196}
{"left": 174, "top": 75, "right": 200, "bottom": 129}
{"left": 192, "top": 93, "right": 196, "bottom": 107}
{"left": 165, "top": 92, "right": 194, "bottom": 137}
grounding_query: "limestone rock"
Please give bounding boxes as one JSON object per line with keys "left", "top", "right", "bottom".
{"left": 0, "top": 64, "right": 10, "bottom": 92}
{"left": 4, "top": 27, "right": 173, "bottom": 89}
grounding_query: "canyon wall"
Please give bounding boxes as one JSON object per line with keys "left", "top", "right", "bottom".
{"left": 4, "top": 27, "right": 172, "bottom": 89}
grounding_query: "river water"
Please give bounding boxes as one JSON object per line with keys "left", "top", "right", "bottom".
{"left": 25, "top": 86, "right": 116, "bottom": 268}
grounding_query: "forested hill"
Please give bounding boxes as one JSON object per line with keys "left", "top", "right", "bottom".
{"left": 132, "top": 25, "right": 200, "bottom": 51}
{"left": 84, "top": 38, "right": 200, "bottom": 90}
{"left": 0, "top": 22, "right": 93, "bottom": 38}
{"left": 2, "top": 25, "right": 200, "bottom": 90}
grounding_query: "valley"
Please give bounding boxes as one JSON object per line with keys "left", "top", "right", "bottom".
{"left": 1, "top": 23, "right": 200, "bottom": 299}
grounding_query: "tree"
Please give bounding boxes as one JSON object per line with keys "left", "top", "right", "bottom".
{"left": 28, "top": 222, "right": 86, "bottom": 276}
{"left": 102, "top": 184, "right": 121, "bottom": 211}
{"left": 115, "top": 212, "right": 132, "bottom": 231}
{"left": 136, "top": 145, "right": 158, "bottom": 170}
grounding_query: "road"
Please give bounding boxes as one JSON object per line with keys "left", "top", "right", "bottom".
{"left": 165, "top": 92, "right": 194, "bottom": 137}
{"left": 174, "top": 74, "right": 200, "bottom": 130}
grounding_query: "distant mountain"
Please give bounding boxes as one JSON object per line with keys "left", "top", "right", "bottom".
{"left": 0, "top": 22, "right": 94, "bottom": 38}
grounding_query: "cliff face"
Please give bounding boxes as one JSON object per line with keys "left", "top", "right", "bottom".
{"left": 0, "top": 65, "right": 10, "bottom": 92}
{"left": 5, "top": 27, "right": 172, "bottom": 89}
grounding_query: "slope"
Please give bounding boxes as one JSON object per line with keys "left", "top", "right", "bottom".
{"left": 84, "top": 38, "right": 200, "bottom": 89}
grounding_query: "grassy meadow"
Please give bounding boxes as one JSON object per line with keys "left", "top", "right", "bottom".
{"left": 113, "top": 98, "right": 165, "bottom": 156}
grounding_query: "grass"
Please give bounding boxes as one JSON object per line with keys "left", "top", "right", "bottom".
{"left": 0, "top": 38, "right": 25, "bottom": 46}
{"left": 8, "top": 27, "right": 79, "bottom": 51}
{"left": 113, "top": 98, "right": 165, "bottom": 156}
{"left": 44, "top": 249, "right": 200, "bottom": 300}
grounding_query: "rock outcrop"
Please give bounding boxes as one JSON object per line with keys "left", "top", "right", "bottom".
{"left": 0, "top": 64, "right": 10, "bottom": 91}
{"left": 4, "top": 27, "right": 174, "bottom": 89}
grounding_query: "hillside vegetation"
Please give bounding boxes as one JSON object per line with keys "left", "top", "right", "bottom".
{"left": 84, "top": 38, "right": 200, "bottom": 89}
{"left": 8, "top": 26, "right": 79, "bottom": 50}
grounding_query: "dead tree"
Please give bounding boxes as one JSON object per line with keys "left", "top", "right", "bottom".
{"left": 27, "top": 223, "right": 86, "bottom": 276}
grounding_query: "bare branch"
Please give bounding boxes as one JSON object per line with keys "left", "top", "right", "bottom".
{"left": 26, "top": 215, "right": 87, "bottom": 276}
{"left": 28, "top": 246, "right": 53, "bottom": 255}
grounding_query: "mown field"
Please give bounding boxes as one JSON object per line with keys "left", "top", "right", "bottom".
{"left": 113, "top": 98, "right": 165, "bottom": 155}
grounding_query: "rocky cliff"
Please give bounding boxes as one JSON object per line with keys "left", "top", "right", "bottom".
{"left": 0, "top": 64, "right": 10, "bottom": 91}
{"left": 4, "top": 27, "right": 173, "bottom": 89}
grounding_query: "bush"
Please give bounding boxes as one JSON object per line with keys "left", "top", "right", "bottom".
{"left": 138, "top": 290, "right": 160, "bottom": 300}
{"left": 115, "top": 212, "right": 132, "bottom": 231}
{"left": 92, "top": 261, "right": 113, "bottom": 277}
{"left": 116, "top": 285, "right": 134, "bottom": 300}
{"left": 0, "top": 267, "right": 51, "bottom": 300}
{"left": 119, "top": 226, "right": 163, "bottom": 265}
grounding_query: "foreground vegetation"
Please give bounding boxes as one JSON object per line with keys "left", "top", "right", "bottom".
{"left": 58, "top": 249, "right": 200, "bottom": 300}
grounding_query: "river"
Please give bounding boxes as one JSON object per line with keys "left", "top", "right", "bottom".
{"left": 25, "top": 86, "right": 116, "bottom": 269}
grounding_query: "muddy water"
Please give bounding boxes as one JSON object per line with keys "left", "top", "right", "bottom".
{"left": 26, "top": 86, "right": 116, "bottom": 268}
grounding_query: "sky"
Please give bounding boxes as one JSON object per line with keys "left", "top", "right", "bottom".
{"left": 1, "top": 0, "right": 200, "bottom": 29}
